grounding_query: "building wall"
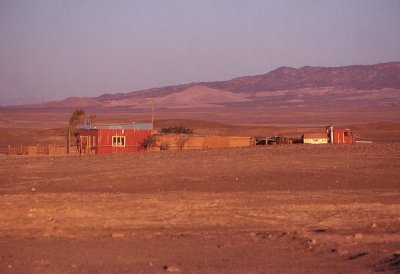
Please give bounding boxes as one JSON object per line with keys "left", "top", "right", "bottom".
{"left": 303, "top": 133, "right": 329, "bottom": 144}
{"left": 79, "top": 129, "right": 98, "bottom": 154}
{"left": 79, "top": 128, "right": 152, "bottom": 154}
{"left": 303, "top": 138, "right": 329, "bottom": 144}
{"left": 333, "top": 129, "right": 354, "bottom": 144}
{"left": 98, "top": 129, "right": 151, "bottom": 154}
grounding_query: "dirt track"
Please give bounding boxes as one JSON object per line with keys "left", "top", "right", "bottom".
{"left": 1, "top": 144, "right": 400, "bottom": 273}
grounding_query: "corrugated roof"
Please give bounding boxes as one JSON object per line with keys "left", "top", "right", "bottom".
{"left": 82, "top": 123, "right": 153, "bottom": 130}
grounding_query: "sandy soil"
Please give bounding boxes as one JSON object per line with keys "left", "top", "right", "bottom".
{"left": 1, "top": 144, "right": 399, "bottom": 273}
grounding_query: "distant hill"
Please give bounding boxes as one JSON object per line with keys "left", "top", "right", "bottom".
{"left": 205, "top": 62, "right": 400, "bottom": 92}
{"left": 15, "top": 61, "right": 400, "bottom": 109}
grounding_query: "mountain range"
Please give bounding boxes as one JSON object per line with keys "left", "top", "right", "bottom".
{"left": 25, "top": 61, "right": 400, "bottom": 109}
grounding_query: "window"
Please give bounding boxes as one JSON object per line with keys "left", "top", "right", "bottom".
{"left": 112, "top": 136, "right": 126, "bottom": 147}
{"left": 344, "top": 131, "right": 352, "bottom": 137}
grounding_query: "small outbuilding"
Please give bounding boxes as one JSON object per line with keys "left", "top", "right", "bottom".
{"left": 78, "top": 123, "right": 153, "bottom": 154}
{"left": 303, "top": 133, "right": 329, "bottom": 144}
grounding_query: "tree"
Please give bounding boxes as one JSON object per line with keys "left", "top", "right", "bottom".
{"left": 176, "top": 135, "right": 190, "bottom": 150}
{"left": 67, "top": 109, "right": 85, "bottom": 153}
{"left": 140, "top": 135, "right": 157, "bottom": 150}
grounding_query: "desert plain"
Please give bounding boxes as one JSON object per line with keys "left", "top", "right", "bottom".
{"left": 0, "top": 106, "right": 400, "bottom": 273}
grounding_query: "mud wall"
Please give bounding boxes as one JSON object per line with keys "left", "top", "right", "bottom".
{"left": 155, "top": 135, "right": 255, "bottom": 150}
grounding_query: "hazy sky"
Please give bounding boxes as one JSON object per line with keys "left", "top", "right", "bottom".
{"left": 1, "top": 0, "right": 400, "bottom": 105}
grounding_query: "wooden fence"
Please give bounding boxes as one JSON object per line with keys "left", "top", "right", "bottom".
{"left": 0, "top": 145, "right": 77, "bottom": 156}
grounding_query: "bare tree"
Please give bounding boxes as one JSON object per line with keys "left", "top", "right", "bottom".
{"left": 176, "top": 135, "right": 190, "bottom": 150}
{"left": 67, "top": 109, "right": 85, "bottom": 153}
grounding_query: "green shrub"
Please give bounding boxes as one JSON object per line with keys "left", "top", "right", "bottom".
{"left": 161, "top": 126, "right": 193, "bottom": 134}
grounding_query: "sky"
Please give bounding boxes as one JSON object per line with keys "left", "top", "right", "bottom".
{"left": 1, "top": 0, "right": 400, "bottom": 106}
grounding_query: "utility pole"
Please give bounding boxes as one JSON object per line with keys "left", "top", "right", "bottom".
{"left": 151, "top": 99, "right": 155, "bottom": 127}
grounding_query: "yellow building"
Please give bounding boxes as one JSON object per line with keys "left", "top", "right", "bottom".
{"left": 303, "top": 133, "right": 329, "bottom": 144}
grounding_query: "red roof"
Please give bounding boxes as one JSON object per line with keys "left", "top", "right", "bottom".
{"left": 303, "top": 133, "right": 328, "bottom": 139}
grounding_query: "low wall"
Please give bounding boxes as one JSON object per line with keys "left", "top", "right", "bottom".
{"left": 155, "top": 135, "right": 256, "bottom": 150}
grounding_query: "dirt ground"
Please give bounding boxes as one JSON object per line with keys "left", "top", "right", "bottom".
{"left": 1, "top": 144, "right": 399, "bottom": 273}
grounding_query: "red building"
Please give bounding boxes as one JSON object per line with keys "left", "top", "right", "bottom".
{"left": 331, "top": 128, "right": 354, "bottom": 144}
{"left": 326, "top": 126, "right": 354, "bottom": 144}
{"left": 78, "top": 123, "right": 153, "bottom": 154}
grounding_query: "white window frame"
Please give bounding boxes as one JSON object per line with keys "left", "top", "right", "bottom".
{"left": 112, "top": 136, "right": 126, "bottom": 147}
